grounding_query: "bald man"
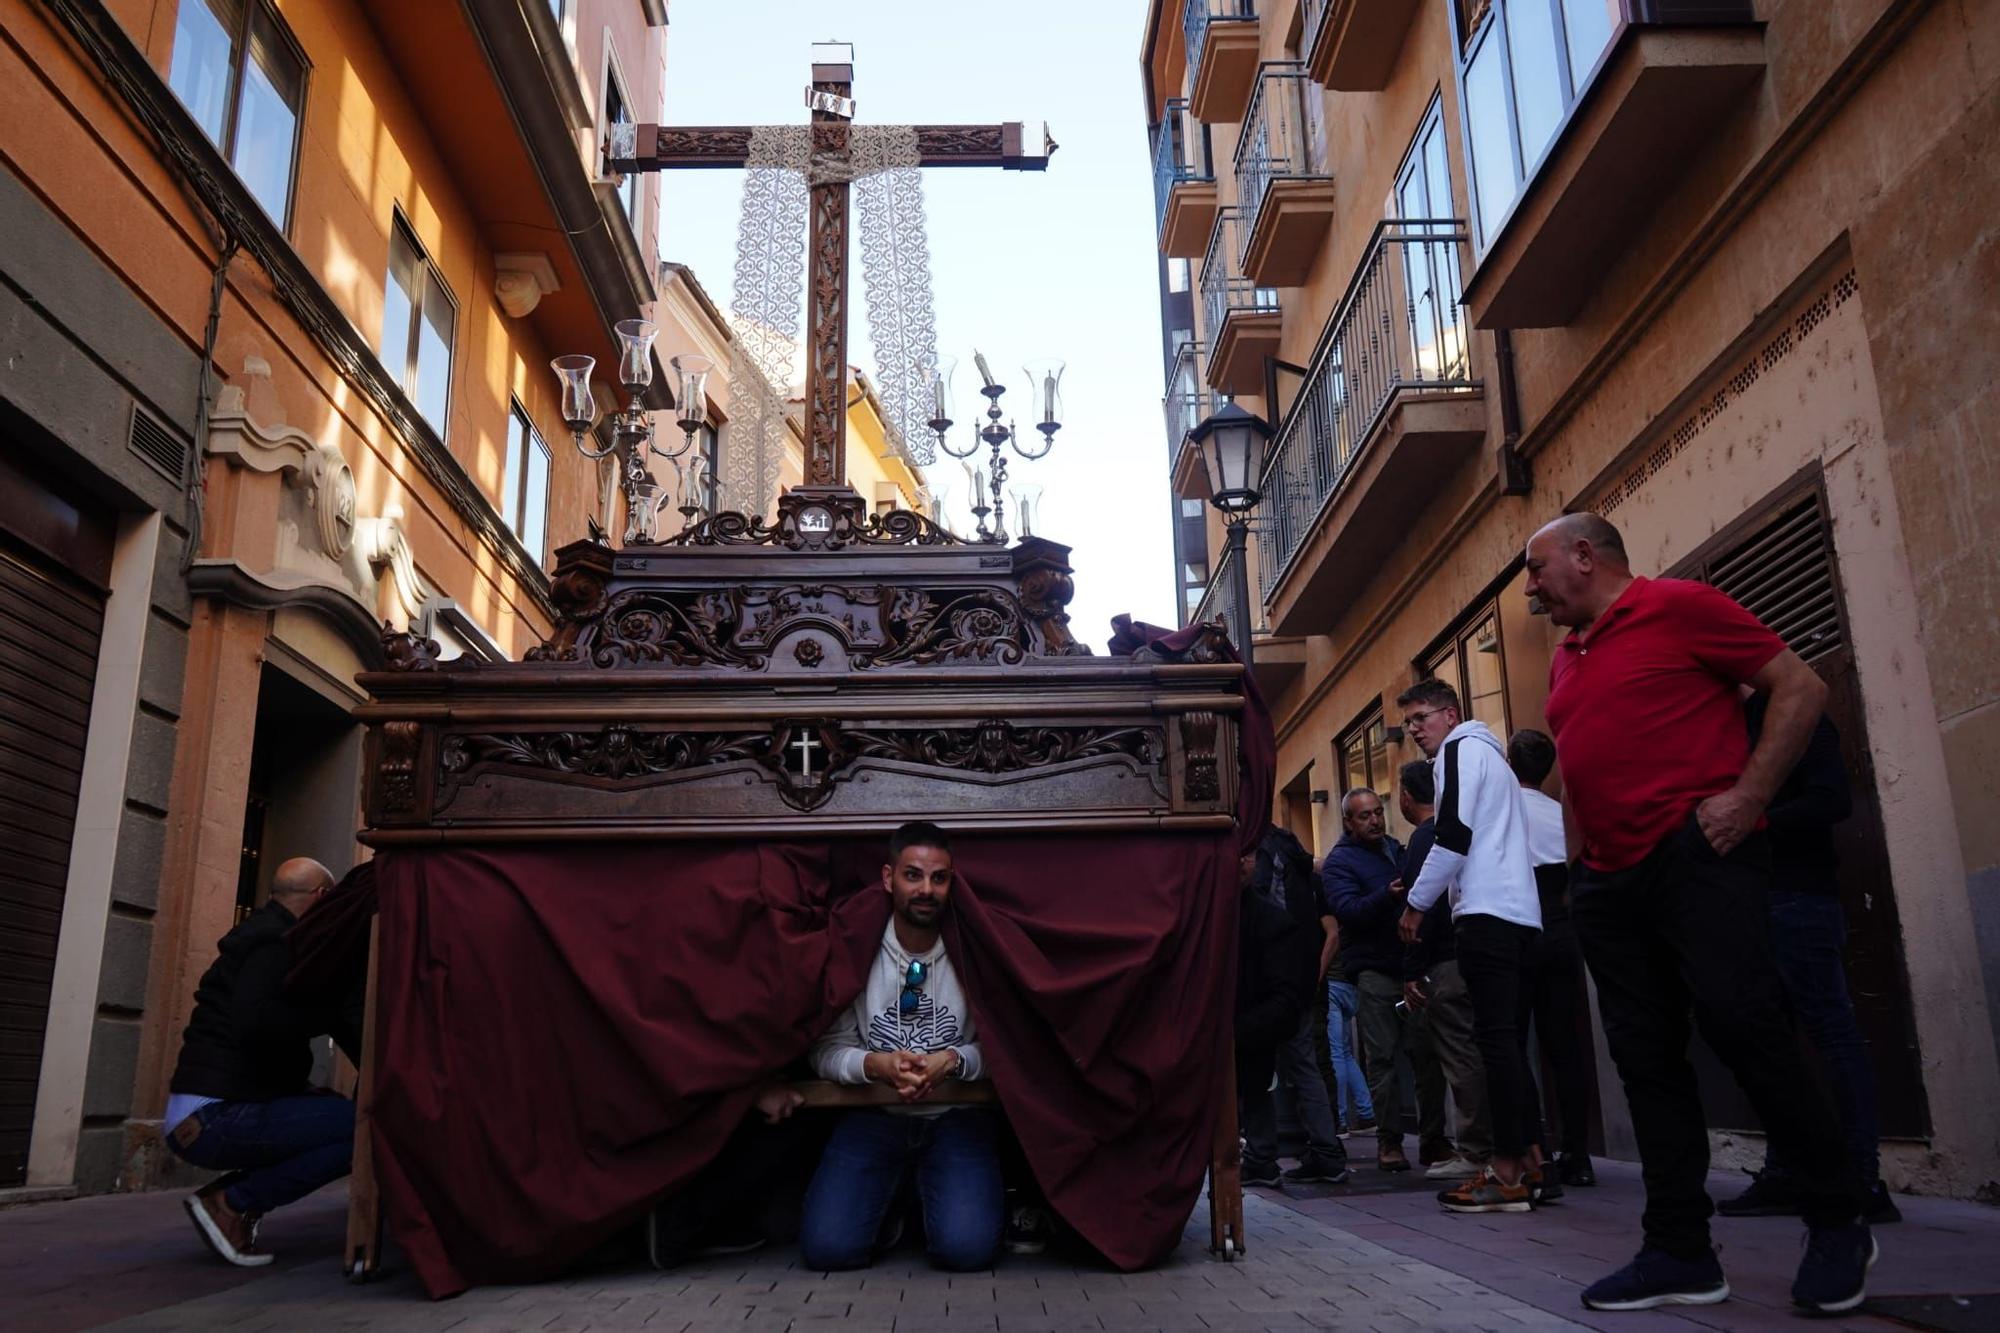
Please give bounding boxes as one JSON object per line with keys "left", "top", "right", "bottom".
{"left": 1526, "top": 513, "right": 1870, "bottom": 1315}
{"left": 166, "top": 857, "right": 359, "bottom": 1267}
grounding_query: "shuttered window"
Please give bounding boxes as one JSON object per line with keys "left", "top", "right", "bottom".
{"left": 0, "top": 538, "right": 105, "bottom": 1185}
{"left": 1681, "top": 493, "right": 1844, "bottom": 664}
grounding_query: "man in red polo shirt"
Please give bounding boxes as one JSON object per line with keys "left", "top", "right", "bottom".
{"left": 1525, "top": 512, "right": 1871, "bottom": 1317}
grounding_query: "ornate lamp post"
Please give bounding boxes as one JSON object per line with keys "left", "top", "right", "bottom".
{"left": 550, "top": 322, "right": 710, "bottom": 544}
{"left": 929, "top": 352, "right": 1064, "bottom": 544}
{"left": 1188, "top": 402, "right": 1272, "bottom": 668}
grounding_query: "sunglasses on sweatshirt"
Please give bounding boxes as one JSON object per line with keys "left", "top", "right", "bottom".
{"left": 899, "top": 960, "right": 928, "bottom": 1018}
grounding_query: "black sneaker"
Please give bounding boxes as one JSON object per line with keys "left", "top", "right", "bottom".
{"left": 1557, "top": 1152, "right": 1596, "bottom": 1188}
{"left": 1717, "top": 1168, "right": 1801, "bottom": 1217}
{"left": 1581, "top": 1246, "right": 1730, "bottom": 1311}
{"left": 1864, "top": 1180, "right": 1903, "bottom": 1225}
{"left": 1283, "top": 1157, "right": 1350, "bottom": 1185}
{"left": 1241, "top": 1161, "right": 1282, "bottom": 1188}
{"left": 1004, "top": 1205, "right": 1050, "bottom": 1254}
{"left": 1792, "top": 1222, "right": 1877, "bottom": 1314}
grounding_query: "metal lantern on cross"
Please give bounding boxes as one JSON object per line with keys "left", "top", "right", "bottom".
{"left": 1189, "top": 402, "right": 1272, "bottom": 516}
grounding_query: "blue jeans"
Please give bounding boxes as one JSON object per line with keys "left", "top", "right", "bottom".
{"left": 799, "top": 1108, "right": 1003, "bottom": 1271}
{"left": 1325, "top": 979, "right": 1374, "bottom": 1125}
{"left": 169, "top": 1095, "right": 355, "bottom": 1215}
{"left": 1764, "top": 890, "right": 1881, "bottom": 1183}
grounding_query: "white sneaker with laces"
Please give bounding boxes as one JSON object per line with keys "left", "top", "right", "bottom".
{"left": 1425, "top": 1155, "right": 1483, "bottom": 1180}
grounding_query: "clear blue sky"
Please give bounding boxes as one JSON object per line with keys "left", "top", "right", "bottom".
{"left": 658, "top": 0, "right": 1176, "bottom": 645}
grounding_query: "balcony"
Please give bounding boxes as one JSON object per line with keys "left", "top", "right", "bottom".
{"left": 1164, "top": 340, "right": 1218, "bottom": 484}
{"left": 1153, "top": 100, "right": 1219, "bottom": 258}
{"left": 1303, "top": 0, "right": 1421, "bottom": 92}
{"left": 1190, "top": 523, "right": 1306, "bottom": 695}
{"left": 1260, "top": 221, "right": 1488, "bottom": 636}
{"left": 1236, "top": 64, "right": 1336, "bottom": 288}
{"left": 1462, "top": 21, "right": 1766, "bottom": 328}
{"left": 1185, "top": 0, "right": 1261, "bottom": 122}
{"left": 1200, "top": 209, "right": 1281, "bottom": 395}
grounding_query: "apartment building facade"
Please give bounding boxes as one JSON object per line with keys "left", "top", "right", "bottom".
{"left": 1143, "top": 0, "right": 2000, "bottom": 1195}
{"left": 0, "top": 0, "right": 713, "bottom": 1196}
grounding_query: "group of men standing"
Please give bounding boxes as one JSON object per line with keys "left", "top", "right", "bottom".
{"left": 1239, "top": 512, "right": 1889, "bottom": 1316}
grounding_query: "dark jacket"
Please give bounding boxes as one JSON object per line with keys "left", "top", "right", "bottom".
{"left": 170, "top": 900, "right": 352, "bottom": 1102}
{"left": 1321, "top": 831, "right": 1407, "bottom": 981}
{"left": 1237, "top": 831, "right": 1320, "bottom": 1054}
{"left": 1400, "top": 818, "right": 1457, "bottom": 979}
{"left": 1745, "top": 694, "right": 1851, "bottom": 894}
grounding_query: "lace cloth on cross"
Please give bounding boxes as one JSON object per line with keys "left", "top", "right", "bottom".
{"left": 724, "top": 125, "right": 939, "bottom": 517}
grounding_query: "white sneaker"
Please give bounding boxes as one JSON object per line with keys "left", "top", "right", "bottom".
{"left": 1425, "top": 1155, "right": 1483, "bottom": 1180}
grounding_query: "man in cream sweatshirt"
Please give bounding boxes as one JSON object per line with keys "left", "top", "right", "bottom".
{"left": 1395, "top": 678, "right": 1545, "bottom": 1214}
{"left": 799, "top": 821, "right": 1001, "bottom": 1271}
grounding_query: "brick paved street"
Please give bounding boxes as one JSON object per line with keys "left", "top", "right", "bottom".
{"left": 4, "top": 1154, "right": 1995, "bottom": 1332}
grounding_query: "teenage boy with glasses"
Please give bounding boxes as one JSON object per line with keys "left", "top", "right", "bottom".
{"left": 798, "top": 821, "right": 1002, "bottom": 1271}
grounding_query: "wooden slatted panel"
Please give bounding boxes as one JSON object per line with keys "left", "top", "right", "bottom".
{"left": 1703, "top": 495, "right": 1842, "bottom": 663}
{"left": 0, "top": 538, "right": 103, "bottom": 1186}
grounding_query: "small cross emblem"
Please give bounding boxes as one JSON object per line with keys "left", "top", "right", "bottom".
{"left": 788, "top": 729, "right": 824, "bottom": 782}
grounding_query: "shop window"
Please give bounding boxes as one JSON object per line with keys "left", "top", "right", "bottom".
{"left": 1452, "top": 0, "right": 1618, "bottom": 250}
{"left": 381, "top": 215, "right": 457, "bottom": 437}
{"left": 503, "top": 400, "right": 552, "bottom": 564}
{"left": 1420, "top": 603, "right": 1510, "bottom": 737}
{"left": 167, "top": 0, "right": 307, "bottom": 230}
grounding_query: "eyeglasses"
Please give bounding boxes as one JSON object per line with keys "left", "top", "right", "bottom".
{"left": 899, "top": 960, "right": 928, "bottom": 1017}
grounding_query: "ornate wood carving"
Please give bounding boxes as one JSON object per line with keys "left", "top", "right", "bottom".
{"left": 805, "top": 174, "right": 849, "bottom": 486}
{"left": 380, "top": 625, "right": 441, "bottom": 672}
{"left": 378, "top": 721, "right": 424, "bottom": 816}
{"left": 1181, "top": 711, "right": 1221, "bottom": 803}
{"left": 669, "top": 490, "right": 960, "bottom": 552}
{"left": 435, "top": 718, "right": 1167, "bottom": 816}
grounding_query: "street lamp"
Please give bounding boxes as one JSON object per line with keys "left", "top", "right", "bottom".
{"left": 1187, "top": 402, "right": 1273, "bottom": 667}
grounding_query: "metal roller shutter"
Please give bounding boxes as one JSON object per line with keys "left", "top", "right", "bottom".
{"left": 0, "top": 537, "right": 105, "bottom": 1186}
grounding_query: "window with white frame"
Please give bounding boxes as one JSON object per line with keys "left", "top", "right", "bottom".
{"left": 167, "top": 0, "right": 307, "bottom": 229}
{"left": 503, "top": 401, "right": 552, "bottom": 564}
{"left": 1394, "top": 99, "right": 1470, "bottom": 382}
{"left": 603, "top": 60, "right": 639, "bottom": 225}
{"left": 380, "top": 216, "right": 456, "bottom": 436}
{"left": 1453, "top": 0, "right": 1618, "bottom": 249}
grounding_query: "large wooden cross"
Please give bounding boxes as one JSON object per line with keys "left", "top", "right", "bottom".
{"left": 606, "top": 46, "right": 1051, "bottom": 496}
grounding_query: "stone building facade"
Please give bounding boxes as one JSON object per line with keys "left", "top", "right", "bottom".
{"left": 1143, "top": 0, "right": 1999, "bottom": 1195}
{"left": 0, "top": 0, "right": 699, "bottom": 1196}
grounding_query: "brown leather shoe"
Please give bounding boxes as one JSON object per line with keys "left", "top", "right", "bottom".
{"left": 1376, "top": 1146, "right": 1411, "bottom": 1173}
{"left": 185, "top": 1187, "right": 274, "bottom": 1267}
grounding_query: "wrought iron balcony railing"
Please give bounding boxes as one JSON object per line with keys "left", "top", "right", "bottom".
{"left": 1151, "top": 100, "right": 1214, "bottom": 233}
{"left": 1200, "top": 208, "right": 1280, "bottom": 350}
{"left": 1189, "top": 520, "right": 1273, "bottom": 637}
{"left": 1235, "top": 63, "right": 1327, "bottom": 259}
{"left": 1184, "top": 0, "right": 1257, "bottom": 104}
{"left": 1259, "top": 219, "right": 1478, "bottom": 590}
{"left": 1164, "top": 339, "right": 1216, "bottom": 465}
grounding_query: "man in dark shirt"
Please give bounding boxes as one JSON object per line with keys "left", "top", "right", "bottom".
{"left": 1322, "top": 789, "right": 1423, "bottom": 1172}
{"left": 1720, "top": 697, "right": 1896, "bottom": 1224}
{"left": 166, "top": 858, "right": 358, "bottom": 1267}
{"left": 1528, "top": 512, "right": 1869, "bottom": 1315}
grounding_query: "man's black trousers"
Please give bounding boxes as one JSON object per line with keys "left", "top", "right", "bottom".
{"left": 1571, "top": 816, "right": 1860, "bottom": 1258}
{"left": 1454, "top": 913, "right": 1544, "bottom": 1159}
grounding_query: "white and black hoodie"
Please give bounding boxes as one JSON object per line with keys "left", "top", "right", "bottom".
{"left": 1405, "top": 720, "right": 1543, "bottom": 932}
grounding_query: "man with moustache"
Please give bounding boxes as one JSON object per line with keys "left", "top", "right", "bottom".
{"left": 1525, "top": 512, "right": 1871, "bottom": 1315}
{"left": 798, "top": 821, "right": 1001, "bottom": 1272}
